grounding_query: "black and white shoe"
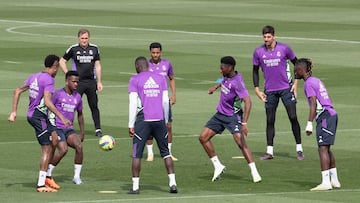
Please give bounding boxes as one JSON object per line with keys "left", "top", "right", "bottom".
{"left": 169, "top": 185, "right": 178, "bottom": 193}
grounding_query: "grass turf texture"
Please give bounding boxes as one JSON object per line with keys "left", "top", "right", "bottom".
{"left": 0, "top": 0, "right": 359, "bottom": 202}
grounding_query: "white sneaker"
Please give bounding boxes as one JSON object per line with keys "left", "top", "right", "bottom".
{"left": 72, "top": 177, "right": 83, "bottom": 185}
{"left": 331, "top": 180, "right": 341, "bottom": 189}
{"left": 310, "top": 183, "right": 332, "bottom": 191}
{"left": 252, "top": 172, "right": 262, "bottom": 183}
{"left": 212, "top": 165, "right": 226, "bottom": 182}
{"left": 146, "top": 154, "right": 154, "bottom": 162}
{"left": 171, "top": 155, "right": 178, "bottom": 161}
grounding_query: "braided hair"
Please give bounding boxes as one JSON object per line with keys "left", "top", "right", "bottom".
{"left": 295, "top": 58, "right": 313, "bottom": 76}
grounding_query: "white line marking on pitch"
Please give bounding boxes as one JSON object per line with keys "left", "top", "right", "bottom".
{"left": 49, "top": 189, "right": 360, "bottom": 203}
{"left": 1, "top": 19, "right": 360, "bottom": 44}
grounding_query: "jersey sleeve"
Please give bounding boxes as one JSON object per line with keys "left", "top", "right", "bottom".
{"left": 63, "top": 46, "right": 74, "bottom": 61}
{"left": 168, "top": 61, "right": 174, "bottom": 77}
{"left": 252, "top": 49, "right": 260, "bottom": 66}
{"left": 235, "top": 75, "right": 249, "bottom": 99}
{"left": 128, "top": 76, "right": 137, "bottom": 93}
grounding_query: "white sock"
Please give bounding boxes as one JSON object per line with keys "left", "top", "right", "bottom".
{"left": 329, "top": 168, "right": 339, "bottom": 183}
{"left": 168, "top": 173, "right": 176, "bottom": 187}
{"left": 132, "top": 177, "right": 139, "bottom": 191}
{"left": 266, "top": 146, "right": 274, "bottom": 155}
{"left": 147, "top": 144, "right": 153, "bottom": 156}
{"left": 74, "top": 164, "right": 82, "bottom": 179}
{"left": 46, "top": 164, "right": 55, "bottom": 177}
{"left": 296, "top": 144, "right": 303, "bottom": 152}
{"left": 168, "top": 143, "right": 172, "bottom": 155}
{"left": 321, "top": 170, "right": 331, "bottom": 185}
{"left": 37, "top": 171, "right": 47, "bottom": 187}
{"left": 248, "top": 162, "right": 259, "bottom": 175}
{"left": 210, "top": 156, "right": 223, "bottom": 169}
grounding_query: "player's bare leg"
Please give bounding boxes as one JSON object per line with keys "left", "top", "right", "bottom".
{"left": 145, "top": 139, "right": 154, "bottom": 161}
{"left": 199, "top": 128, "right": 226, "bottom": 181}
{"left": 67, "top": 134, "right": 83, "bottom": 185}
{"left": 233, "top": 133, "right": 261, "bottom": 182}
{"left": 167, "top": 122, "right": 178, "bottom": 161}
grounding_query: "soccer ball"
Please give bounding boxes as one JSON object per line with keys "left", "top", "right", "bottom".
{"left": 99, "top": 135, "right": 115, "bottom": 151}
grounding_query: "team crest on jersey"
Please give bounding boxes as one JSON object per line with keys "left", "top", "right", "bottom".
{"left": 76, "top": 51, "right": 81, "bottom": 55}
{"left": 262, "top": 54, "right": 266, "bottom": 58}
{"left": 89, "top": 50, "right": 93, "bottom": 55}
{"left": 162, "top": 65, "right": 166, "bottom": 71}
{"left": 277, "top": 51, "right": 281, "bottom": 57}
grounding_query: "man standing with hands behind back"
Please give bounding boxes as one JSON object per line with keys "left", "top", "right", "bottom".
{"left": 59, "top": 28, "right": 104, "bottom": 137}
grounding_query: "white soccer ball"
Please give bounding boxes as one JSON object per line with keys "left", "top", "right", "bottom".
{"left": 99, "top": 135, "right": 115, "bottom": 151}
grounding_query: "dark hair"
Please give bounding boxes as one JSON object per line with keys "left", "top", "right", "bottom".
{"left": 78, "top": 28, "right": 90, "bottom": 37}
{"left": 295, "top": 58, "right": 313, "bottom": 75}
{"left": 135, "top": 56, "right": 148, "bottom": 73}
{"left": 149, "top": 42, "right": 162, "bottom": 51}
{"left": 220, "top": 56, "right": 236, "bottom": 67}
{"left": 44, "top": 54, "right": 60, "bottom": 68}
{"left": 262, "top": 25, "right": 275, "bottom": 35}
{"left": 66, "top": 70, "right": 79, "bottom": 79}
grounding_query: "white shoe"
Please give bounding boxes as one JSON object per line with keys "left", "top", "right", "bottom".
{"left": 252, "top": 173, "right": 262, "bottom": 183}
{"left": 171, "top": 155, "right": 178, "bottom": 161}
{"left": 212, "top": 165, "right": 226, "bottom": 182}
{"left": 72, "top": 177, "right": 83, "bottom": 185}
{"left": 310, "top": 183, "right": 332, "bottom": 191}
{"left": 331, "top": 180, "right": 341, "bottom": 189}
{"left": 146, "top": 154, "right": 154, "bottom": 162}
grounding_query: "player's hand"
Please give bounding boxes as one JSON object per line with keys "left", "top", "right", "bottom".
{"left": 170, "top": 95, "right": 176, "bottom": 105}
{"left": 8, "top": 112, "right": 17, "bottom": 122}
{"left": 61, "top": 117, "right": 72, "bottom": 127}
{"left": 79, "top": 133, "right": 85, "bottom": 142}
{"left": 129, "top": 128, "right": 135, "bottom": 137}
{"left": 208, "top": 86, "right": 217, "bottom": 94}
{"left": 256, "top": 91, "right": 267, "bottom": 102}
{"left": 241, "top": 124, "right": 248, "bottom": 136}
{"left": 305, "top": 121, "right": 313, "bottom": 136}
{"left": 97, "top": 82, "right": 103, "bottom": 92}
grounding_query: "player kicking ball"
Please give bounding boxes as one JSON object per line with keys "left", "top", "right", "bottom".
{"left": 295, "top": 58, "right": 341, "bottom": 191}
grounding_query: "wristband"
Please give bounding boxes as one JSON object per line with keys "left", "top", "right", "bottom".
{"left": 305, "top": 121, "right": 313, "bottom": 132}
{"left": 241, "top": 122, "right": 247, "bottom": 125}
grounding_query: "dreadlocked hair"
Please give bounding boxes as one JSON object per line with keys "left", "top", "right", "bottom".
{"left": 296, "top": 58, "right": 313, "bottom": 76}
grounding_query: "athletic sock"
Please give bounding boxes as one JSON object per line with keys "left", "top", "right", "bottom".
{"left": 38, "top": 171, "right": 47, "bottom": 187}
{"left": 210, "top": 156, "right": 223, "bottom": 169}
{"left": 147, "top": 144, "right": 154, "bottom": 156}
{"left": 321, "top": 170, "right": 331, "bottom": 185}
{"left": 46, "top": 164, "right": 55, "bottom": 177}
{"left": 132, "top": 177, "right": 139, "bottom": 191}
{"left": 296, "top": 144, "right": 303, "bottom": 152}
{"left": 168, "top": 173, "right": 176, "bottom": 186}
{"left": 74, "top": 164, "right": 82, "bottom": 179}
{"left": 329, "top": 168, "right": 339, "bottom": 183}
{"left": 266, "top": 146, "right": 274, "bottom": 155}
{"left": 248, "top": 162, "right": 259, "bottom": 175}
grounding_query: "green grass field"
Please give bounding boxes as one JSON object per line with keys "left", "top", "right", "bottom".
{"left": 1, "top": 0, "right": 360, "bottom": 202}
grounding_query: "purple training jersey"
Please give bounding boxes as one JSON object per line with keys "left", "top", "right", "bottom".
{"left": 304, "top": 76, "right": 336, "bottom": 117}
{"left": 24, "top": 72, "right": 55, "bottom": 117}
{"left": 51, "top": 88, "right": 83, "bottom": 129}
{"left": 217, "top": 72, "right": 249, "bottom": 116}
{"left": 148, "top": 59, "right": 173, "bottom": 89}
{"left": 128, "top": 71, "right": 167, "bottom": 121}
{"left": 253, "top": 42, "right": 296, "bottom": 92}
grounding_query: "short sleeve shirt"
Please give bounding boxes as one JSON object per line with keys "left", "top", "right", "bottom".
{"left": 252, "top": 42, "right": 296, "bottom": 92}
{"left": 24, "top": 72, "right": 55, "bottom": 117}
{"left": 51, "top": 88, "right": 83, "bottom": 129}
{"left": 304, "top": 76, "right": 337, "bottom": 116}
{"left": 62, "top": 43, "right": 100, "bottom": 80}
{"left": 217, "top": 72, "right": 249, "bottom": 116}
{"left": 128, "top": 71, "right": 167, "bottom": 121}
{"left": 148, "top": 59, "right": 174, "bottom": 89}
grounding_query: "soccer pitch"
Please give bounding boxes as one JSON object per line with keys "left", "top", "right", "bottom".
{"left": 0, "top": 0, "right": 359, "bottom": 202}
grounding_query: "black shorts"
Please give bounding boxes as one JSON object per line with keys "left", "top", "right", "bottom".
{"left": 55, "top": 128, "right": 76, "bottom": 142}
{"left": 265, "top": 88, "right": 296, "bottom": 109}
{"left": 132, "top": 113, "right": 169, "bottom": 159}
{"left": 27, "top": 109, "right": 54, "bottom": 145}
{"left": 205, "top": 112, "right": 243, "bottom": 135}
{"left": 316, "top": 110, "right": 338, "bottom": 146}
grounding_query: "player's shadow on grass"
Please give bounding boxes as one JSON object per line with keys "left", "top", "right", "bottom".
{"left": 253, "top": 151, "right": 294, "bottom": 159}
{"left": 121, "top": 183, "right": 165, "bottom": 193}
{"left": 284, "top": 179, "right": 317, "bottom": 188}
